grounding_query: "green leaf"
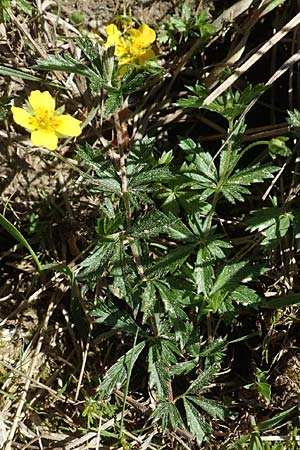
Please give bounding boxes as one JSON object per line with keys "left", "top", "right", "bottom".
{"left": 262, "top": 293, "right": 300, "bottom": 309}
{"left": 151, "top": 402, "right": 185, "bottom": 431}
{"left": 16, "top": 0, "right": 33, "bottom": 15}
{"left": 148, "top": 346, "right": 170, "bottom": 400}
{"left": 129, "top": 210, "right": 175, "bottom": 239}
{"left": 34, "top": 54, "right": 99, "bottom": 79}
{"left": 0, "top": 65, "right": 45, "bottom": 82}
{"left": 141, "top": 281, "right": 157, "bottom": 320}
{"left": 99, "top": 341, "right": 146, "bottom": 398}
{"left": 170, "top": 358, "right": 198, "bottom": 376}
{"left": 230, "top": 285, "right": 261, "bottom": 306}
{"left": 287, "top": 109, "right": 300, "bottom": 136}
{"left": 183, "top": 398, "right": 211, "bottom": 445}
{"left": 188, "top": 395, "right": 227, "bottom": 420}
{"left": 78, "top": 242, "right": 115, "bottom": 285}
{"left": 210, "top": 261, "right": 251, "bottom": 296}
{"left": 104, "top": 91, "right": 123, "bottom": 116}
{"left": 228, "top": 164, "right": 278, "bottom": 186}
{"left": 256, "top": 406, "right": 297, "bottom": 432}
{"left": 147, "top": 244, "right": 196, "bottom": 278}
{"left": 186, "top": 363, "right": 220, "bottom": 395}
{"left": 91, "top": 299, "right": 146, "bottom": 336}
{"left": 76, "top": 144, "right": 121, "bottom": 193}
{"left": 129, "top": 167, "right": 174, "bottom": 188}
{"left": 195, "top": 245, "right": 215, "bottom": 295}
{"left": 247, "top": 207, "right": 293, "bottom": 247}
{"left": 268, "top": 136, "right": 291, "bottom": 159}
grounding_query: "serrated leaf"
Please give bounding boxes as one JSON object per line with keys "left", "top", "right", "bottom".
{"left": 99, "top": 341, "right": 146, "bottom": 398}
{"left": 188, "top": 395, "right": 227, "bottom": 420}
{"left": 231, "top": 285, "right": 261, "bottom": 306}
{"left": 183, "top": 398, "right": 211, "bottom": 444}
{"left": 229, "top": 164, "right": 278, "bottom": 185}
{"left": 78, "top": 242, "right": 115, "bottom": 283}
{"left": 76, "top": 144, "right": 121, "bottom": 193}
{"left": 210, "top": 261, "right": 249, "bottom": 296}
{"left": 195, "top": 245, "right": 214, "bottom": 295}
{"left": 186, "top": 363, "right": 220, "bottom": 395}
{"left": 221, "top": 183, "right": 250, "bottom": 203}
{"left": 34, "top": 54, "right": 99, "bottom": 79}
{"left": 129, "top": 167, "right": 174, "bottom": 188}
{"left": 147, "top": 244, "right": 196, "bottom": 278}
{"left": 247, "top": 207, "right": 293, "bottom": 247}
{"left": 148, "top": 346, "right": 170, "bottom": 399}
{"left": 151, "top": 402, "right": 185, "bottom": 431}
{"left": 155, "top": 282, "right": 187, "bottom": 320}
{"left": 92, "top": 299, "right": 145, "bottom": 336}
{"left": 129, "top": 210, "right": 175, "bottom": 239}
{"left": 141, "top": 281, "right": 156, "bottom": 320}
{"left": 170, "top": 358, "right": 198, "bottom": 376}
{"left": 104, "top": 91, "right": 123, "bottom": 116}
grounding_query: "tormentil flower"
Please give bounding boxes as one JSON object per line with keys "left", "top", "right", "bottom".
{"left": 11, "top": 90, "right": 82, "bottom": 151}
{"left": 105, "top": 23, "right": 156, "bottom": 67}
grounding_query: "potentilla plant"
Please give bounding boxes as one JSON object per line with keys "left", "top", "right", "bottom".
{"left": 6, "top": 9, "right": 298, "bottom": 449}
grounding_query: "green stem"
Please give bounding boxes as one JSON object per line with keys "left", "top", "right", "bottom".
{"left": 239, "top": 140, "right": 269, "bottom": 159}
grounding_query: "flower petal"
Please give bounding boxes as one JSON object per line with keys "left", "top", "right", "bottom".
{"left": 54, "top": 115, "right": 82, "bottom": 136}
{"left": 29, "top": 90, "right": 56, "bottom": 115}
{"left": 105, "top": 24, "right": 121, "bottom": 47}
{"left": 31, "top": 129, "right": 58, "bottom": 150}
{"left": 11, "top": 106, "right": 36, "bottom": 131}
{"left": 139, "top": 24, "right": 156, "bottom": 45}
{"left": 138, "top": 48, "right": 156, "bottom": 65}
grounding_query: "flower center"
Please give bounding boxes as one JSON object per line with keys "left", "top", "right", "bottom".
{"left": 29, "top": 109, "right": 60, "bottom": 131}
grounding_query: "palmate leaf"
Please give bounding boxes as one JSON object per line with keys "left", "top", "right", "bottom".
{"left": 147, "top": 244, "right": 196, "bottom": 278}
{"left": 99, "top": 341, "right": 146, "bottom": 398}
{"left": 221, "top": 163, "right": 278, "bottom": 203}
{"left": 92, "top": 299, "right": 146, "bottom": 336}
{"left": 246, "top": 207, "right": 293, "bottom": 247}
{"left": 183, "top": 398, "right": 211, "bottom": 445}
{"left": 126, "top": 137, "right": 155, "bottom": 176}
{"left": 151, "top": 402, "right": 185, "bottom": 431}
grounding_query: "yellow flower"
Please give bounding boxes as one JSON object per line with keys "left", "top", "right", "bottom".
{"left": 105, "top": 23, "right": 156, "bottom": 67}
{"left": 11, "top": 90, "right": 82, "bottom": 150}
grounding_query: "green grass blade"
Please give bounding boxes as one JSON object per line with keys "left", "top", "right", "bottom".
{"left": 0, "top": 213, "right": 42, "bottom": 271}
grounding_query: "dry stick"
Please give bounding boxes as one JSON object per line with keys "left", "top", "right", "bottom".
{"left": 203, "top": 12, "right": 300, "bottom": 106}
{"left": 3, "top": 299, "right": 58, "bottom": 450}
